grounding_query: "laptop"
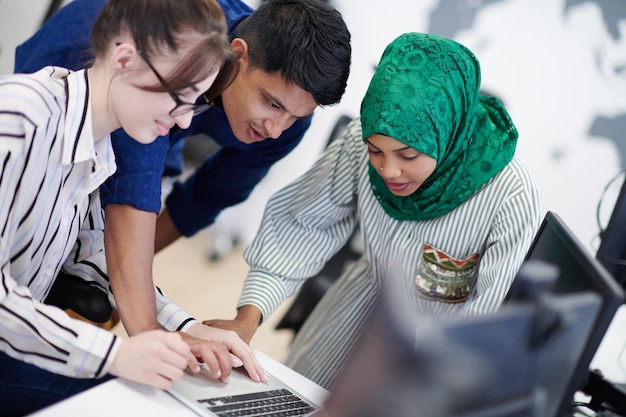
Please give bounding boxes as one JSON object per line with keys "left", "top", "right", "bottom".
{"left": 167, "top": 351, "right": 325, "bottom": 417}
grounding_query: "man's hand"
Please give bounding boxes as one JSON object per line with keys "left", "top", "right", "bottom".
{"left": 177, "top": 331, "right": 236, "bottom": 383}
{"left": 185, "top": 323, "right": 268, "bottom": 383}
{"left": 109, "top": 330, "right": 191, "bottom": 390}
{"left": 202, "top": 305, "right": 262, "bottom": 344}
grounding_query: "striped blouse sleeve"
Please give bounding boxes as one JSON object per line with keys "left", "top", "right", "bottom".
{"left": 456, "top": 157, "right": 543, "bottom": 317}
{"left": 0, "top": 77, "right": 120, "bottom": 379}
{"left": 238, "top": 118, "right": 364, "bottom": 321}
{"left": 61, "top": 192, "right": 110, "bottom": 297}
{"left": 61, "top": 188, "right": 199, "bottom": 333}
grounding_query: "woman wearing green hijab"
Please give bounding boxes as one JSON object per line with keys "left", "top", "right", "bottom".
{"left": 207, "top": 32, "right": 542, "bottom": 389}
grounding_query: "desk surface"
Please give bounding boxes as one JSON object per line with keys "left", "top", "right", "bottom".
{"left": 28, "top": 350, "right": 329, "bottom": 417}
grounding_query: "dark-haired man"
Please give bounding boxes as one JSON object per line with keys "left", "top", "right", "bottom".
{"left": 15, "top": 0, "right": 351, "bottom": 339}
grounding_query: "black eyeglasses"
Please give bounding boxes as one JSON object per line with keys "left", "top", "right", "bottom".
{"left": 136, "top": 48, "right": 213, "bottom": 117}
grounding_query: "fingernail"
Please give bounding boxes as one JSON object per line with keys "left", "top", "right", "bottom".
{"left": 215, "top": 369, "right": 221, "bottom": 378}
{"left": 233, "top": 358, "right": 243, "bottom": 367}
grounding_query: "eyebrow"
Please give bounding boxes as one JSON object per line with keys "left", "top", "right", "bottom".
{"left": 266, "top": 92, "right": 314, "bottom": 119}
{"left": 182, "top": 84, "right": 200, "bottom": 94}
{"left": 365, "top": 139, "right": 412, "bottom": 152}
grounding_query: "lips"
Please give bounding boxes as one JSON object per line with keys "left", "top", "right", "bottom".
{"left": 384, "top": 180, "right": 410, "bottom": 193}
{"left": 248, "top": 125, "right": 268, "bottom": 142}
{"left": 155, "top": 120, "right": 172, "bottom": 136}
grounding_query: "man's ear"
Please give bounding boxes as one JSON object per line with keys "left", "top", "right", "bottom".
{"left": 111, "top": 42, "right": 136, "bottom": 71}
{"left": 230, "top": 38, "right": 248, "bottom": 62}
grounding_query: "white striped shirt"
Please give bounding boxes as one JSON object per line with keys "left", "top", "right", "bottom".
{"left": 239, "top": 117, "right": 543, "bottom": 387}
{"left": 0, "top": 67, "right": 197, "bottom": 379}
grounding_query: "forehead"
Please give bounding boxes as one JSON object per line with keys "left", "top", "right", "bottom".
{"left": 367, "top": 134, "right": 408, "bottom": 149}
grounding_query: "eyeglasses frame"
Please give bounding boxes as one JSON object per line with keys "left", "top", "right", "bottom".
{"left": 134, "top": 46, "right": 214, "bottom": 117}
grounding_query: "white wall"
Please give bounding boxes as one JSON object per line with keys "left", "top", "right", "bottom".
{"left": 0, "top": 0, "right": 51, "bottom": 75}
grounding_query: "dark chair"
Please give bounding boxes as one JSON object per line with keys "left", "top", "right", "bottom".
{"left": 44, "top": 271, "right": 113, "bottom": 323}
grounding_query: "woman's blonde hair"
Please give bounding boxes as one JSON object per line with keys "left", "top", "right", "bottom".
{"left": 90, "top": 0, "right": 238, "bottom": 97}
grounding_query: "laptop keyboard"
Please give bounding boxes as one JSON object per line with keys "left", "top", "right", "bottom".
{"left": 197, "top": 388, "right": 316, "bottom": 417}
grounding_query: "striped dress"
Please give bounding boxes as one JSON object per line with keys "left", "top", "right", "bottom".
{"left": 239, "top": 117, "right": 543, "bottom": 388}
{"left": 0, "top": 67, "right": 197, "bottom": 379}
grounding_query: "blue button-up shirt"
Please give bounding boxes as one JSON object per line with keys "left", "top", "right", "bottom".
{"left": 15, "top": 0, "right": 312, "bottom": 236}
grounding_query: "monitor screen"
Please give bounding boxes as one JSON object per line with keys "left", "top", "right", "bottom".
{"left": 446, "top": 291, "right": 602, "bottom": 417}
{"left": 321, "top": 211, "right": 623, "bottom": 417}
{"left": 596, "top": 174, "right": 626, "bottom": 287}
{"left": 507, "top": 210, "right": 625, "bottom": 417}
{"left": 322, "top": 278, "right": 603, "bottom": 417}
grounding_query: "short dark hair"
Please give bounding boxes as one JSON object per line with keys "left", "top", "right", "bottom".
{"left": 234, "top": 0, "right": 351, "bottom": 106}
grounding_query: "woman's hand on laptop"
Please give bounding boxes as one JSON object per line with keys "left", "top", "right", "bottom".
{"left": 177, "top": 331, "right": 235, "bottom": 383}
{"left": 109, "top": 329, "right": 191, "bottom": 390}
{"left": 185, "top": 323, "right": 268, "bottom": 383}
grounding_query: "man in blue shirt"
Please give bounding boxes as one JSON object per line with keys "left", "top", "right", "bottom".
{"left": 15, "top": 0, "right": 351, "bottom": 337}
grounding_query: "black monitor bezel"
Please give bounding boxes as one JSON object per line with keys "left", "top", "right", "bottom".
{"left": 596, "top": 173, "right": 626, "bottom": 286}
{"left": 510, "top": 211, "right": 624, "bottom": 417}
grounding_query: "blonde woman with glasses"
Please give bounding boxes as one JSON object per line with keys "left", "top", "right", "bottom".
{"left": 0, "top": 0, "right": 265, "bottom": 414}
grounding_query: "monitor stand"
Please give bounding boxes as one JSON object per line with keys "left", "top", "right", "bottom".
{"left": 576, "top": 369, "right": 626, "bottom": 416}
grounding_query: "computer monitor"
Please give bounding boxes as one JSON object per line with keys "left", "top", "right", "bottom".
{"left": 507, "top": 210, "right": 625, "bottom": 417}
{"left": 444, "top": 291, "right": 602, "bottom": 417}
{"left": 321, "top": 211, "right": 623, "bottom": 417}
{"left": 321, "top": 273, "right": 603, "bottom": 417}
{"left": 596, "top": 173, "right": 626, "bottom": 287}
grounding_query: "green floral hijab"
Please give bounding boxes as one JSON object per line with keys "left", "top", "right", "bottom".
{"left": 360, "top": 32, "right": 518, "bottom": 221}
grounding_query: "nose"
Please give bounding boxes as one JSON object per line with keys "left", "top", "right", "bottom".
{"left": 173, "top": 111, "right": 194, "bottom": 130}
{"left": 379, "top": 159, "right": 401, "bottom": 178}
{"left": 263, "top": 114, "right": 293, "bottom": 139}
